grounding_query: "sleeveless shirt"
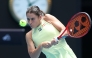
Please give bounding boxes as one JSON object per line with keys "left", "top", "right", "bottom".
{"left": 32, "top": 19, "right": 77, "bottom": 58}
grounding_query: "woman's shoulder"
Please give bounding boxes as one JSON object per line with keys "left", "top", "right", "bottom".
{"left": 44, "top": 14, "right": 54, "bottom": 21}
{"left": 44, "top": 14, "right": 58, "bottom": 22}
{"left": 25, "top": 30, "right": 32, "bottom": 37}
{"left": 45, "top": 14, "right": 53, "bottom": 17}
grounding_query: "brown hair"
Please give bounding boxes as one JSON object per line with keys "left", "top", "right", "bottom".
{"left": 26, "top": 6, "right": 45, "bottom": 16}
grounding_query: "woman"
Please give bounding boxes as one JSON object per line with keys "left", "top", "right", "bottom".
{"left": 25, "top": 6, "right": 77, "bottom": 58}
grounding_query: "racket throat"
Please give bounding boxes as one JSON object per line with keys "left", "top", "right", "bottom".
{"left": 57, "top": 28, "right": 67, "bottom": 40}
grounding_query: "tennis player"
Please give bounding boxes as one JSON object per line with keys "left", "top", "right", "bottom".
{"left": 25, "top": 6, "right": 77, "bottom": 58}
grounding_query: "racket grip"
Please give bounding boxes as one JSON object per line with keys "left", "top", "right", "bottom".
{"left": 55, "top": 35, "right": 68, "bottom": 42}
{"left": 61, "top": 35, "right": 68, "bottom": 38}
{"left": 55, "top": 37, "right": 59, "bottom": 42}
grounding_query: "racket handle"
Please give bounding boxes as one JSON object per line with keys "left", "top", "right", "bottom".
{"left": 55, "top": 35, "right": 68, "bottom": 42}
{"left": 55, "top": 37, "right": 59, "bottom": 42}
{"left": 61, "top": 35, "right": 68, "bottom": 38}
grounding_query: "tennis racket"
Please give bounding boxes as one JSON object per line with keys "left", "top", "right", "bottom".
{"left": 55, "top": 12, "right": 91, "bottom": 41}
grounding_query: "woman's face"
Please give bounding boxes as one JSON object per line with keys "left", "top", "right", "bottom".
{"left": 26, "top": 13, "right": 41, "bottom": 28}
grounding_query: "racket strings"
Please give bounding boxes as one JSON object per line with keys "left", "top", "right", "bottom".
{"left": 68, "top": 13, "right": 91, "bottom": 38}
{"left": 73, "top": 26, "right": 89, "bottom": 37}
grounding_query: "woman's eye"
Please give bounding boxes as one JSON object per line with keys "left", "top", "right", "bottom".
{"left": 27, "top": 18, "right": 30, "bottom": 21}
{"left": 27, "top": 18, "right": 35, "bottom": 21}
{"left": 31, "top": 18, "right": 34, "bottom": 20}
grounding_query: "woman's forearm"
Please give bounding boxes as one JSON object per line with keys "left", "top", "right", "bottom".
{"left": 28, "top": 44, "right": 43, "bottom": 58}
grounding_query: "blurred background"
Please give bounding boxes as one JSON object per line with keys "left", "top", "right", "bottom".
{"left": 0, "top": 0, "right": 92, "bottom": 58}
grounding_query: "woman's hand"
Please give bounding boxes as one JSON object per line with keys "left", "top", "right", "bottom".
{"left": 51, "top": 35, "right": 68, "bottom": 45}
{"left": 51, "top": 38, "right": 59, "bottom": 45}
{"left": 41, "top": 41, "right": 52, "bottom": 48}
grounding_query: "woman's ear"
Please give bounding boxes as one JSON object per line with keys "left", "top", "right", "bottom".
{"left": 39, "top": 15, "right": 42, "bottom": 20}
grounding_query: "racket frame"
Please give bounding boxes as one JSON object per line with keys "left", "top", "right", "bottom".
{"left": 57, "top": 12, "right": 91, "bottom": 40}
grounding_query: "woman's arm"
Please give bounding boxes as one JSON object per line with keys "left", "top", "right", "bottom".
{"left": 25, "top": 31, "right": 52, "bottom": 58}
{"left": 44, "top": 14, "right": 68, "bottom": 45}
{"left": 44, "top": 14, "right": 68, "bottom": 36}
{"left": 25, "top": 31, "right": 43, "bottom": 58}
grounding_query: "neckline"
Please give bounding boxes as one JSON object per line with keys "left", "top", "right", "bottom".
{"left": 32, "top": 19, "right": 44, "bottom": 31}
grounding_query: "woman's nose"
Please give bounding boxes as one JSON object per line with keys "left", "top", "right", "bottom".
{"left": 28, "top": 20, "right": 32, "bottom": 24}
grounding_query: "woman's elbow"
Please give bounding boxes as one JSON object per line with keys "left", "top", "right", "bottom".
{"left": 28, "top": 50, "right": 34, "bottom": 58}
